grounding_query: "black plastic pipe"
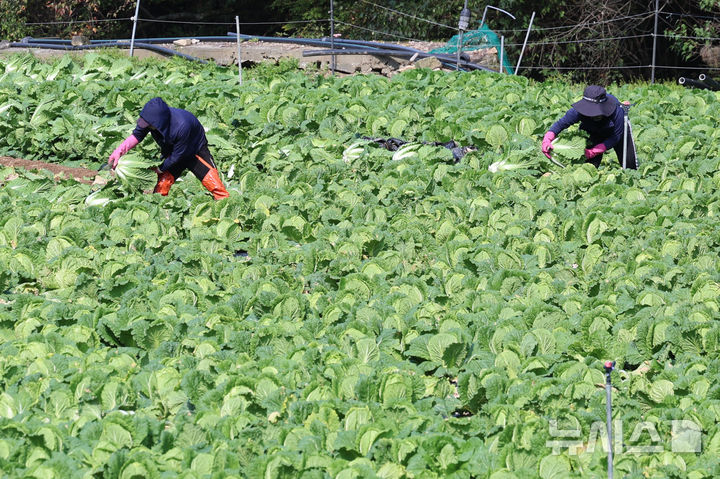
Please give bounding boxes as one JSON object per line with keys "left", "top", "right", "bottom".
{"left": 26, "top": 35, "right": 425, "bottom": 56}
{"left": 302, "top": 48, "right": 491, "bottom": 72}
{"left": 9, "top": 40, "right": 207, "bottom": 63}
{"left": 18, "top": 34, "right": 487, "bottom": 71}
{"left": 698, "top": 74, "right": 720, "bottom": 91}
{"left": 330, "top": 38, "right": 428, "bottom": 54}
{"left": 26, "top": 34, "right": 434, "bottom": 60}
{"left": 227, "top": 33, "right": 389, "bottom": 52}
{"left": 293, "top": 36, "right": 491, "bottom": 71}
{"left": 678, "top": 77, "right": 713, "bottom": 90}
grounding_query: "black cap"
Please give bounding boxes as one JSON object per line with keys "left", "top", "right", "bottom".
{"left": 572, "top": 85, "right": 618, "bottom": 117}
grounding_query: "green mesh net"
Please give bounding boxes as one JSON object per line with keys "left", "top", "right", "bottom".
{"left": 430, "top": 24, "right": 514, "bottom": 74}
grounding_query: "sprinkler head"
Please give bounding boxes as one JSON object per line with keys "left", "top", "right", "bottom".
{"left": 459, "top": 8, "right": 471, "bottom": 30}
{"left": 604, "top": 361, "right": 616, "bottom": 372}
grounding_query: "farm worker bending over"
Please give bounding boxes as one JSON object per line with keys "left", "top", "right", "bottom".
{"left": 541, "top": 85, "right": 637, "bottom": 170}
{"left": 108, "top": 97, "right": 229, "bottom": 199}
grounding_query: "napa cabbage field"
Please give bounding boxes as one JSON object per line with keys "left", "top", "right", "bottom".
{"left": 2, "top": 53, "right": 720, "bottom": 478}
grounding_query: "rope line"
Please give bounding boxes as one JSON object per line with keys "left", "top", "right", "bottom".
{"left": 660, "top": 33, "right": 720, "bottom": 41}
{"left": 333, "top": 20, "right": 421, "bottom": 42}
{"left": 521, "top": 64, "right": 720, "bottom": 71}
{"left": 25, "top": 17, "right": 132, "bottom": 26}
{"left": 664, "top": 11, "right": 720, "bottom": 22}
{"left": 502, "top": 33, "right": 652, "bottom": 47}
{"left": 492, "top": 12, "right": 652, "bottom": 34}
{"left": 137, "top": 18, "right": 329, "bottom": 26}
{"left": 655, "top": 64, "right": 720, "bottom": 70}
{"left": 521, "top": 64, "right": 649, "bottom": 70}
{"left": 357, "top": 0, "right": 456, "bottom": 30}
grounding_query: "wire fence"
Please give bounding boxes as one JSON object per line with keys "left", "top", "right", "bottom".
{"left": 493, "top": 12, "right": 654, "bottom": 34}
{"left": 504, "top": 34, "right": 653, "bottom": 48}
{"left": 333, "top": 20, "right": 423, "bottom": 42}
{"left": 357, "top": 0, "right": 456, "bottom": 31}
{"left": 24, "top": 17, "right": 133, "bottom": 26}
{"left": 17, "top": 3, "right": 720, "bottom": 80}
{"left": 137, "top": 18, "right": 329, "bottom": 26}
{"left": 664, "top": 11, "right": 720, "bottom": 22}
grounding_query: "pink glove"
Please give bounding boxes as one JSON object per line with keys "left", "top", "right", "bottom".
{"left": 541, "top": 131, "right": 556, "bottom": 159}
{"left": 108, "top": 135, "right": 139, "bottom": 169}
{"left": 585, "top": 143, "right": 607, "bottom": 159}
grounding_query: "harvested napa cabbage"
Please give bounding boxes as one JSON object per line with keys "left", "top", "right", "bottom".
{"left": 488, "top": 159, "right": 531, "bottom": 173}
{"left": 85, "top": 189, "right": 118, "bottom": 207}
{"left": 551, "top": 135, "right": 587, "bottom": 159}
{"left": 114, "top": 153, "right": 156, "bottom": 188}
{"left": 392, "top": 143, "right": 421, "bottom": 162}
{"left": 342, "top": 141, "right": 367, "bottom": 163}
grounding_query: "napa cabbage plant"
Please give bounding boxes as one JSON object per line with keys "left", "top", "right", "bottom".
{"left": 551, "top": 135, "right": 587, "bottom": 159}
{"left": 114, "top": 153, "right": 156, "bottom": 188}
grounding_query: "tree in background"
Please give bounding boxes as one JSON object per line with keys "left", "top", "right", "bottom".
{"left": 0, "top": 0, "right": 134, "bottom": 40}
{"left": 2, "top": 0, "right": 718, "bottom": 80}
{"left": 132, "top": 0, "right": 278, "bottom": 37}
{"left": 269, "top": 0, "right": 720, "bottom": 81}
{"left": 0, "top": 0, "right": 28, "bottom": 40}
{"left": 665, "top": 0, "right": 720, "bottom": 67}
{"left": 270, "top": 0, "right": 463, "bottom": 39}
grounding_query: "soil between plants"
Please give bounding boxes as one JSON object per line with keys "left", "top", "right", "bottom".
{"left": 0, "top": 156, "right": 107, "bottom": 185}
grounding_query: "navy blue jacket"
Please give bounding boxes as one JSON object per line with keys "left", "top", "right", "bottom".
{"left": 131, "top": 97, "right": 208, "bottom": 172}
{"left": 549, "top": 95, "right": 625, "bottom": 150}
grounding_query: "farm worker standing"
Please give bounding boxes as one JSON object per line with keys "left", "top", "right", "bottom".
{"left": 541, "top": 85, "right": 637, "bottom": 169}
{"left": 108, "top": 97, "right": 229, "bottom": 199}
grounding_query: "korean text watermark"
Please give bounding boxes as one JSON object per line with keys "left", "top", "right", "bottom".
{"left": 546, "top": 419, "right": 701, "bottom": 456}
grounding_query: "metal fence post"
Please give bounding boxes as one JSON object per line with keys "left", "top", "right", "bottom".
{"left": 622, "top": 114, "right": 628, "bottom": 169}
{"left": 604, "top": 361, "right": 615, "bottom": 479}
{"left": 456, "top": 30, "right": 465, "bottom": 71}
{"left": 499, "top": 35, "right": 504, "bottom": 73}
{"left": 129, "top": 0, "right": 141, "bottom": 57}
{"left": 235, "top": 16, "right": 242, "bottom": 85}
{"left": 456, "top": 0, "right": 470, "bottom": 71}
{"left": 515, "top": 11, "right": 535, "bottom": 75}
{"left": 330, "top": 0, "right": 336, "bottom": 75}
{"left": 651, "top": 0, "right": 659, "bottom": 83}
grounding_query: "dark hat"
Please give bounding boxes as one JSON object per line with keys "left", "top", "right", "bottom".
{"left": 572, "top": 85, "right": 618, "bottom": 117}
{"left": 137, "top": 116, "right": 151, "bottom": 129}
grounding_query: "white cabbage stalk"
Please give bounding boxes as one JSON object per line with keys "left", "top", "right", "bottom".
{"left": 392, "top": 143, "right": 421, "bottom": 162}
{"left": 342, "top": 141, "right": 366, "bottom": 163}
{"left": 488, "top": 159, "right": 530, "bottom": 173}
{"left": 85, "top": 190, "right": 115, "bottom": 207}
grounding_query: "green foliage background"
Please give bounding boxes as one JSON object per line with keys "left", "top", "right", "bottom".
{"left": 2, "top": 1, "right": 720, "bottom": 80}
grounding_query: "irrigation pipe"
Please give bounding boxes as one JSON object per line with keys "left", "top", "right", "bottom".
{"left": 18, "top": 34, "right": 489, "bottom": 71}
{"left": 9, "top": 40, "right": 207, "bottom": 63}
{"left": 28, "top": 34, "right": 431, "bottom": 57}
{"left": 220, "top": 32, "right": 494, "bottom": 71}
{"left": 678, "top": 76, "right": 715, "bottom": 90}
{"left": 302, "top": 48, "right": 494, "bottom": 71}
{"left": 699, "top": 73, "right": 720, "bottom": 90}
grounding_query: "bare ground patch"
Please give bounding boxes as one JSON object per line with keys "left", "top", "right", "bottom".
{"left": 0, "top": 156, "right": 107, "bottom": 185}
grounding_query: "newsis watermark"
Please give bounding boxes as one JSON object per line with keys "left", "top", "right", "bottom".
{"left": 546, "top": 418, "right": 702, "bottom": 456}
